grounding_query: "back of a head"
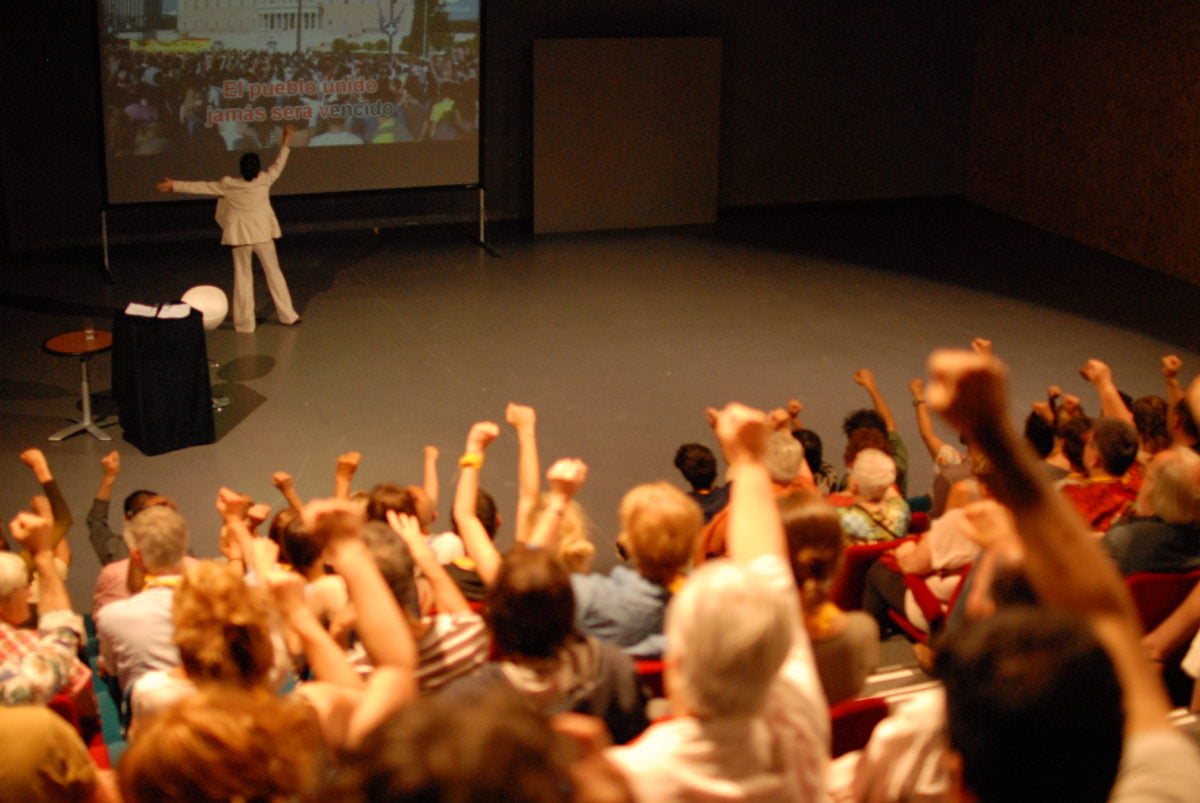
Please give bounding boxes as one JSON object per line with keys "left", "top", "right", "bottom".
{"left": 1132, "top": 395, "right": 1170, "bottom": 454}
{"left": 779, "top": 492, "right": 843, "bottom": 609}
{"left": 618, "top": 482, "right": 702, "bottom": 586}
{"left": 1058, "top": 415, "right": 1093, "bottom": 475}
{"left": 1092, "top": 417, "right": 1139, "bottom": 477}
{"left": 842, "top": 408, "right": 887, "bottom": 438}
{"left": 359, "top": 521, "right": 419, "bottom": 618}
{"left": 674, "top": 443, "right": 718, "bottom": 491}
{"left": 1147, "top": 446, "right": 1200, "bottom": 525}
{"left": 124, "top": 506, "right": 189, "bottom": 574}
{"left": 764, "top": 431, "right": 804, "bottom": 485}
{"left": 666, "top": 559, "right": 796, "bottom": 718}
{"left": 1023, "top": 412, "right": 1055, "bottom": 459}
{"left": 486, "top": 548, "right": 575, "bottom": 660}
{"left": 119, "top": 686, "right": 322, "bottom": 802}
{"left": 850, "top": 448, "right": 896, "bottom": 502}
{"left": 525, "top": 496, "right": 595, "bottom": 575}
{"left": 326, "top": 689, "right": 576, "bottom": 802}
{"left": 935, "top": 606, "right": 1123, "bottom": 803}
{"left": 792, "top": 428, "right": 824, "bottom": 475}
{"left": 239, "top": 151, "right": 261, "bottom": 181}
{"left": 451, "top": 488, "right": 500, "bottom": 540}
{"left": 123, "top": 489, "right": 163, "bottom": 520}
{"left": 0, "top": 552, "right": 28, "bottom": 602}
{"left": 843, "top": 427, "right": 891, "bottom": 468}
{"left": 366, "top": 482, "right": 416, "bottom": 523}
{"left": 174, "top": 561, "right": 274, "bottom": 687}
{"left": 271, "top": 508, "right": 323, "bottom": 573}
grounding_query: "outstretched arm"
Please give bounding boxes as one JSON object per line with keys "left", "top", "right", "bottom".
{"left": 334, "top": 452, "right": 361, "bottom": 500}
{"left": 422, "top": 445, "right": 440, "bottom": 518}
{"left": 1080, "top": 359, "right": 1134, "bottom": 424}
{"left": 506, "top": 403, "right": 540, "bottom": 544}
{"left": 714, "top": 403, "right": 787, "bottom": 569}
{"left": 20, "top": 449, "right": 72, "bottom": 561}
{"left": 854, "top": 370, "right": 896, "bottom": 432}
{"left": 388, "top": 511, "right": 470, "bottom": 615}
{"left": 525, "top": 459, "right": 588, "bottom": 554}
{"left": 452, "top": 422, "right": 503, "bottom": 587}
{"left": 88, "top": 451, "right": 128, "bottom": 565}
{"left": 909, "top": 378, "right": 951, "bottom": 460}
{"left": 272, "top": 471, "right": 305, "bottom": 512}
{"left": 926, "top": 349, "right": 1171, "bottom": 734}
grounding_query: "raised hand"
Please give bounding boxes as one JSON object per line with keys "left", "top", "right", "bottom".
{"left": 216, "top": 487, "right": 252, "bottom": 522}
{"left": 766, "top": 408, "right": 791, "bottom": 431}
{"left": 465, "top": 421, "right": 500, "bottom": 453}
{"left": 971, "top": 338, "right": 993, "bottom": 356}
{"left": 8, "top": 509, "right": 53, "bottom": 555}
{"left": 336, "top": 451, "right": 362, "bottom": 478}
{"left": 853, "top": 369, "right": 876, "bottom": 388}
{"left": 546, "top": 458, "right": 588, "bottom": 499}
{"left": 925, "top": 350, "right": 1009, "bottom": 439}
{"left": 101, "top": 451, "right": 120, "bottom": 477}
{"left": 787, "top": 398, "right": 804, "bottom": 418}
{"left": 505, "top": 402, "right": 536, "bottom": 432}
{"left": 714, "top": 403, "right": 769, "bottom": 465}
{"left": 19, "top": 448, "right": 52, "bottom": 484}
{"left": 302, "top": 498, "right": 366, "bottom": 547}
{"left": 909, "top": 378, "right": 925, "bottom": 401}
{"left": 1162, "top": 355, "right": 1182, "bottom": 379}
{"left": 1079, "top": 358, "right": 1113, "bottom": 385}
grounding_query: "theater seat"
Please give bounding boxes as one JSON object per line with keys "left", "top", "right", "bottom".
{"left": 1125, "top": 569, "right": 1200, "bottom": 632}
{"left": 829, "top": 696, "right": 889, "bottom": 758}
{"left": 829, "top": 537, "right": 918, "bottom": 611}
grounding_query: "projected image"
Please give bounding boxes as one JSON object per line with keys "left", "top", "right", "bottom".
{"left": 98, "top": 0, "right": 480, "bottom": 203}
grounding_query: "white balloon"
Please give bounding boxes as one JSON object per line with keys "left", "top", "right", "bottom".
{"left": 181, "top": 285, "right": 229, "bottom": 331}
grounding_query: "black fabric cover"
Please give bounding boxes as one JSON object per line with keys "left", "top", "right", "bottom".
{"left": 111, "top": 308, "right": 214, "bottom": 456}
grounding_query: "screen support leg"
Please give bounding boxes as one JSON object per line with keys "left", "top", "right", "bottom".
{"left": 475, "top": 187, "right": 502, "bottom": 258}
{"left": 100, "top": 210, "right": 114, "bottom": 283}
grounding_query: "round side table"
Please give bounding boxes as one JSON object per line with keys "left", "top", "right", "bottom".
{"left": 43, "top": 329, "right": 118, "bottom": 442}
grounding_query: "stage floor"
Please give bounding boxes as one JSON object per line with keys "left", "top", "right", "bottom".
{"left": 3, "top": 197, "right": 1198, "bottom": 606}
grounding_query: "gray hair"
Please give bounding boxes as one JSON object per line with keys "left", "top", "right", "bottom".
{"left": 851, "top": 448, "right": 896, "bottom": 502}
{"left": 359, "top": 521, "right": 419, "bottom": 618}
{"left": 0, "top": 553, "right": 28, "bottom": 599}
{"left": 123, "top": 506, "right": 190, "bottom": 574}
{"left": 1146, "top": 447, "right": 1200, "bottom": 525}
{"left": 764, "top": 431, "right": 805, "bottom": 485}
{"left": 665, "top": 559, "right": 796, "bottom": 718}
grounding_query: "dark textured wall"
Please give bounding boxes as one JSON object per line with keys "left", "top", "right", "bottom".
{"left": 966, "top": 2, "right": 1200, "bottom": 283}
{"left": 1, "top": 1, "right": 972, "bottom": 251}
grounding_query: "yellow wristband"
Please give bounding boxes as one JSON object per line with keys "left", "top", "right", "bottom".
{"left": 459, "top": 452, "right": 484, "bottom": 469}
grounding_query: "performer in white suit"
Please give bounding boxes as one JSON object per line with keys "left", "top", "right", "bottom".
{"left": 157, "top": 124, "right": 301, "bottom": 333}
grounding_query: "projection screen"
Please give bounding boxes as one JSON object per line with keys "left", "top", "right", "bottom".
{"left": 97, "top": 0, "right": 480, "bottom": 204}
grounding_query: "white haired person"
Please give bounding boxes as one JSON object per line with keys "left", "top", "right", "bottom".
{"left": 606, "top": 403, "right": 829, "bottom": 800}
{"left": 837, "top": 448, "right": 911, "bottom": 543}
{"left": 0, "top": 503, "right": 88, "bottom": 704}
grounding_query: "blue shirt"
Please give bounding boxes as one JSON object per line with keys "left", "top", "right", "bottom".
{"left": 571, "top": 566, "right": 672, "bottom": 657}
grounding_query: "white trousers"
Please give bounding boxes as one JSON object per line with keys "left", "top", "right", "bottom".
{"left": 231, "top": 240, "right": 299, "bottom": 332}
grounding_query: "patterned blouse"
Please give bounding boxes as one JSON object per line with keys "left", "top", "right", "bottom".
{"left": 0, "top": 610, "right": 85, "bottom": 705}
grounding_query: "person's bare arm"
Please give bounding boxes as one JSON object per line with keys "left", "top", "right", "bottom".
{"left": 1187, "top": 374, "right": 1200, "bottom": 429}
{"left": 216, "top": 488, "right": 273, "bottom": 580}
{"left": 909, "top": 378, "right": 950, "bottom": 460}
{"left": 854, "top": 370, "right": 896, "bottom": 432}
{"left": 334, "top": 452, "right": 361, "bottom": 500}
{"left": 1080, "top": 359, "right": 1134, "bottom": 424}
{"left": 1142, "top": 581, "right": 1200, "bottom": 662}
{"left": 422, "top": 446, "right": 440, "bottom": 517}
{"left": 714, "top": 404, "right": 787, "bottom": 568}
{"left": 267, "top": 570, "right": 363, "bottom": 688}
{"left": 525, "top": 459, "right": 588, "bottom": 554}
{"left": 14, "top": 503, "right": 70, "bottom": 614}
{"left": 452, "top": 422, "right": 503, "bottom": 587}
{"left": 272, "top": 471, "right": 305, "bottom": 512}
{"left": 1163, "top": 355, "right": 1184, "bottom": 406}
{"left": 387, "top": 511, "right": 469, "bottom": 615}
{"left": 304, "top": 498, "right": 418, "bottom": 747}
{"left": 926, "top": 349, "right": 1171, "bottom": 734}
{"left": 88, "top": 452, "right": 126, "bottom": 565}
{"left": 894, "top": 538, "right": 933, "bottom": 576}
{"left": 20, "top": 449, "right": 72, "bottom": 551}
{"left": 95, "top": 451, "right": 119, "bottom": 503}
{"left": 506, "top": 403, "right": 540, "bottom": 543}
{"left": 786, "top": 398, "right": 804, "bottom": 430}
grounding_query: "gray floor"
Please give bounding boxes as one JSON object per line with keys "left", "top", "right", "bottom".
{"left": 3, "top": 198, "right": 1199, "bottom": 609}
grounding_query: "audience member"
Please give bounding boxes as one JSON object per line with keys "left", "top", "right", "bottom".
{"left": 842, "top": 369, "right": 909, "bottom": 496}
{"left": 1060, "top": 416, "right": 1140, "bottom": 531}
{"left": 1102, "top": 446, "right": 1200, "bottom": 575}
{"left": 673, "top": 442, "right": 730, "bottom": 522}
{"left": 837, "top": 448, "right": 911, "bottom": 543}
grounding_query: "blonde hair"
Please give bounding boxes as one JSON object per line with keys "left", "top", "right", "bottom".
{"left": 527, "top": 494, "right": 595, "bottom": 574}
{"left": 618, "top": 482, "right": 702, "bottom": 586}
{"left": 173, "top": 561, "right": 274, "bottom": 688}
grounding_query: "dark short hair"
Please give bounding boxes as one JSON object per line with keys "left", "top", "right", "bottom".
{"left": 123, "top": 490, "right": 161, "bottom": 520}
{"left": 936, "top": 607, "right": 1124, "bottom": 803}
{"left": 1132, "top": 395, "right": 1170, "bottom": 454}
{"left": 1058, "top": 416, "right": 1093, "bottom": 475}
{"left": 1091, "top": 417, "right": 1139, "bottom": 477}
{"left": 451, "top": 489, "right": 499, "bottom": 540}
{"left": 791, "top": 429, "right": 824, "bottom": 475}
{"left": 843, "top": 427, "right": 891, "bottom": 468}
{"left": 239, "top": 152, "right": 261, "bottom": 181}
{"left": 359, "top": 521, "right": 418, "bottom": 618}
{"left": 674, "top": 443, "right": 717, "bottom": 491}
{"left": 485, "top": 548, "right": 575, "bottom": 659}
{"left": 271, "top": 509, "right": 322, "bottom": 573}
{"left": 1023, "top": 412, "right": 1055, "bottom": 459}
{"left": 366, "top": 483, "right": 417, "bottom": 523}
{"left": 842, "top": 409, "right": 887, "bottom": 438}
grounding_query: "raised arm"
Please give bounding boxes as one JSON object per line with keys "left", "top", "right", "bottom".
{"left": 506, "top": 403, "right": 540, "bottom": 544}
{"left": 452, "top": 422, "right": 503, "bottom": 587}
{"left": 1080, "top": 359, "right": 1134, "bottom": 424}
{"left": 1163, "top": 355, "right": 1184, "bottom": 407}
{"left": 854, "top": 370, "right": 896, "bottom": 431}
{"left": 926, "top": 350, "right": 1171, "bottom": 733}
{"left": 304, "top": 498, "right": 417, "bottom": 747}
{"left": 334, "top": 452, "right": 361, "bottom": 501}
{"left": 20, "top": 449, "right": 72, "bottom": 553}
{"left": 714, "top": 403, "right": 787, "bottom": 568}
{"left": 525, "top": 459, "right": 588, "bottom": 554}
{"left": 909, "top": 378, "right": 951, "bottom": 460}
{"left": 422, "top": 445, "right": 440, "bottom": 517}
{"left": 387, "top": 511, "right": 469, "bottom": 615}
{"left": 272, "top": 471, "right": 305, "bottom": 512}
{"left": 268, "top": 570, "right": 363, "bottom": 690}
{"left": 88, "top": 451, "right": 128, "bottom": 565}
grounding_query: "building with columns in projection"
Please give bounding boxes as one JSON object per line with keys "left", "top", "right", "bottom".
{"left": 175, "top": 0, "right": 413, "bottom": 50}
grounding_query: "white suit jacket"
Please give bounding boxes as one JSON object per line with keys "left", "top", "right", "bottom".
{"left": 172, "top": 147, "right": 289, "bottom": 246}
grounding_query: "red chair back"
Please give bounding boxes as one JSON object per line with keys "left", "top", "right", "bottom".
{"left": 634, "top": 659, "right": 665, "bottom": 699}
{"left": 830, "top": 536, "right": 918, "bottom": 611}
{"left": 1125, "top": 569, "right": 1200, "bottom": 632}
{"left": 829, "top": 696, "right": 889, "bottom": 757}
